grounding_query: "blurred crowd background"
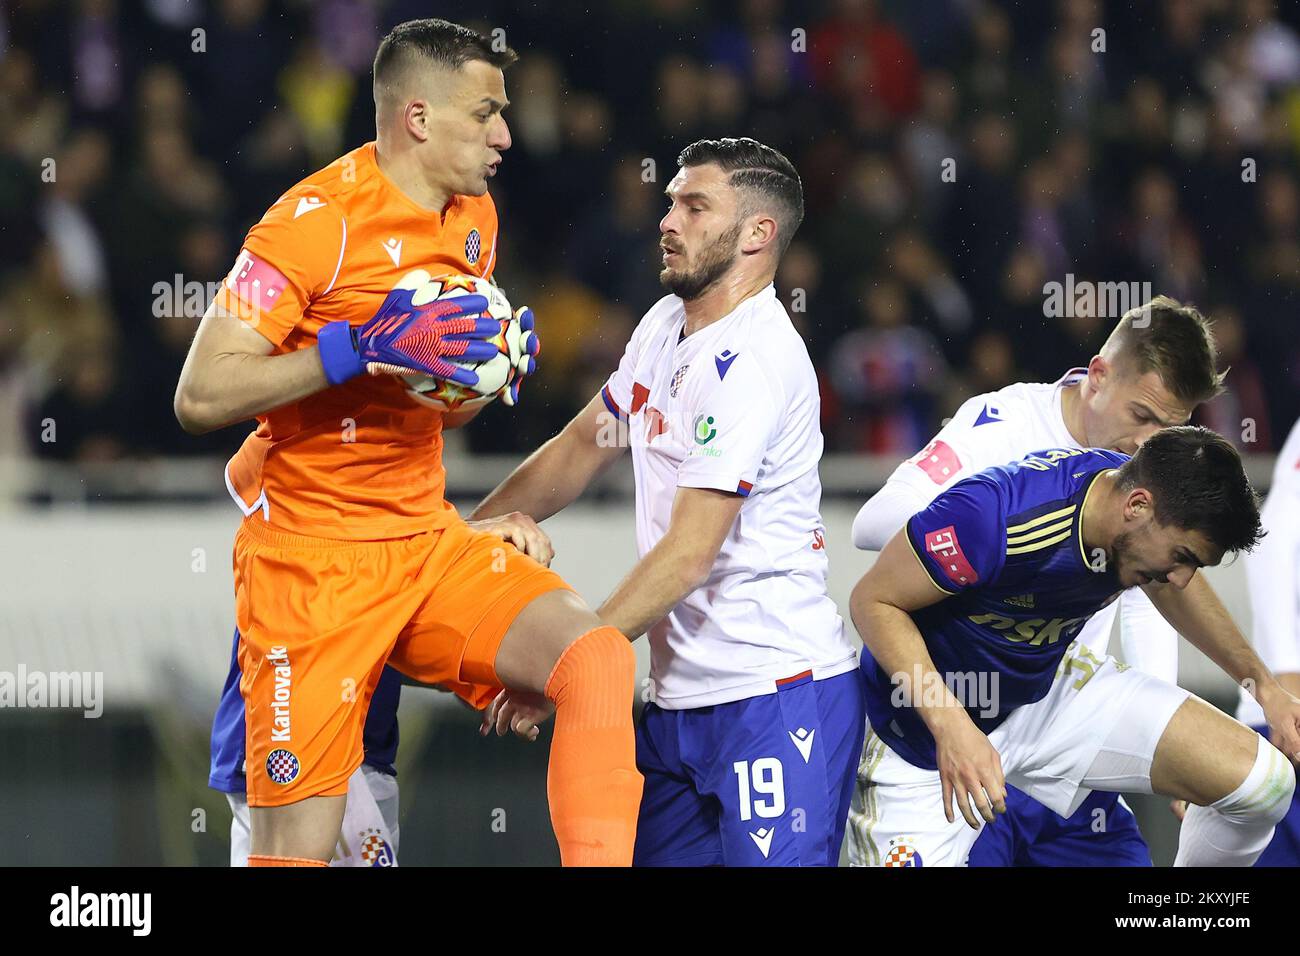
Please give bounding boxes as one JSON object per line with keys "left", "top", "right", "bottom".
{"left": 2, "top": 0, "right": 1299, "bottom": 469}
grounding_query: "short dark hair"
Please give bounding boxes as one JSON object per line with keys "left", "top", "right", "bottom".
{"left": 373, "top": 18, "right": 517, "bottom": 93}
{"left": 677, "top": 137, "right": 804, "bottom": 257}
{"left": 1101, "top": 295, "right": 1227, "bottom": 404}
{"left": 1116, "top": 425, "right": 1263, "bottom": 556}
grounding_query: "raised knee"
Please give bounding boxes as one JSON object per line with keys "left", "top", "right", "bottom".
{"left": 1262, "top": 748, "right": 1298, "bottom": 824}
{"left": 1215, "top": 737, "right": 1295, "bottom": 825}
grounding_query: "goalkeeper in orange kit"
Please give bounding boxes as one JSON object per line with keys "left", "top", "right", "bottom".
{"left": 174, "top": 18, "right": 642, "bottom": 866}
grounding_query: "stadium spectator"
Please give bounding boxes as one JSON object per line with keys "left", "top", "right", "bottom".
{"left": 0, "top": 0, "right": 1298, "bottom": 470}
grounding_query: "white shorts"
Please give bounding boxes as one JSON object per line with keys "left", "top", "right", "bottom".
{"left": 848, "top": 642, "right": 1190, "bottom": 867}
{"left": 227, "top": 764, "right": 400, "bottom": 867}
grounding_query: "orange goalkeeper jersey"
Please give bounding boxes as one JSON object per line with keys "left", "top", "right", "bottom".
{"left": 215, "top": 142, "right": 499, "bottom": 539}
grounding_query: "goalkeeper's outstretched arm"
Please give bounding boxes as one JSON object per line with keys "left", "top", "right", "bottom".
{"left": 470, "top": 392, "right": 627, "bottom": 524}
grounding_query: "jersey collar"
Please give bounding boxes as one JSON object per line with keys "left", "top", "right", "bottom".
{"left": 1053, "top": 366, "right": 1089, "bottom": 388}
{"left": 1051, "top": 366, "right": 1089, "bottom": 449}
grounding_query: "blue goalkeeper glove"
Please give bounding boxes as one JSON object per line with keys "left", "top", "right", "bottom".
{"left": 318, "top": 286, "right": 501, "bottom": 387}
{"left": 500, "top": 306, "right": 541, "bottom": 407}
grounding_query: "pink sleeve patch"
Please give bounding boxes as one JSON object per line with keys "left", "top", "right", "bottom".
{"left": 911, "top": 439, "right": 962, "bottom": 485}
{"left": 224, "top": 249, "right": 290, "bottom": 314}
{"left": 924, "top": 525, "right": 979, "bottom": 586}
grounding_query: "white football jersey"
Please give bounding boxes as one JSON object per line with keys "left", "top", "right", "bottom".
{"left": 1238, "top": 417, "right": 1300, "bottom": 726}
{"left": 852, "top": 369, "right": 1180, "bottom": 683}
{"left": 602, "top": 284, "right": 857, "bottom": 710}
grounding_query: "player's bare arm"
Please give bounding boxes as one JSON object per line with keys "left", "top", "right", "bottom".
{"left": 174, "top": 299, "right": 332, "bottom": 434}
{"left": 470, "top": 392, "right": 628, "bottom": 524}
{"left": 1143, "top": 574, "right": 1300, "bottom": 761}
{"left": 850, "top": 529, "right": 1008, "bottom": 828}
{"left": 471, "top": 394, "right": 635, "bottom": 739}
{"left": 484, "top": 485, "right": 746, "bottom": 743}
{"left": 596, "top": 486, "right": 743, "bottom": 641}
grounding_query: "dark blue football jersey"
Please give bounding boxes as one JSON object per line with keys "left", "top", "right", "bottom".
{"left": 859, "top": 447, "right": 1130, "bottom": 769}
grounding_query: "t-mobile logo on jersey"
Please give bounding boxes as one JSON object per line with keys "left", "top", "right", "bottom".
{"left": 925, "top": 526, "right": 979, "bottom": 586}
{"left": 911, "top": 439, "right": 961, "bottom": 485}
{"left": 224, "top": 249, "right": 289, "bottom": 321}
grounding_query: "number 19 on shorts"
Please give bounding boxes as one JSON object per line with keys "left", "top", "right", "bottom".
{"left": 733, "top": 758, "right": 786, "bottom": 821}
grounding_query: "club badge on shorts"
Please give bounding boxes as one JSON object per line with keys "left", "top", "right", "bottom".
{"left": 361, "top": 829, "right": 396, "bottom": 867}
{"left": 883, "top": 835, "right": 924, "bottom": 867}
{"left": 465, "top": 228, "right": 481, "bottom": 265}
{"left": 266, "top": 748, "right": 301, "bottom": 785}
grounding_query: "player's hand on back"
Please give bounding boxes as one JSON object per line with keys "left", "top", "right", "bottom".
{"left": 466, "top": 511, "right": 554, "bottom": 566}
{"left": 933, "top": 715, "right": 1007, "bottom": 828}
{"left": 481, "top": 688, "right": 555, "bottom": 742}
{"left": 317, "top": 280, "right": 501, "bottom": 387}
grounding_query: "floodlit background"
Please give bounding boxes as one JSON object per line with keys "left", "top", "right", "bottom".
{"left": 0, "top": 0, "right": 1297, "bottom": 865}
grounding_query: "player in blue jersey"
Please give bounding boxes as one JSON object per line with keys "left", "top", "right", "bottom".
{"left": 853, "top": 297, "right": 1223, "bottom": 866}
{"left": 848, "top": 426, "right": 1299, "bottom": 867}
{"left": 210, "top": 629, "right": 403, "bottom": 866}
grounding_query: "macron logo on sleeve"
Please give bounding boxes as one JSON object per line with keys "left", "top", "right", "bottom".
{"left": 293, "top": 196, "right": 325, "bottom": 218}
{"left": 715, "top": 350, "right": 739, "bottom": 380}
{"left": 924, "top": 526, "right": 979, "bottom": 586}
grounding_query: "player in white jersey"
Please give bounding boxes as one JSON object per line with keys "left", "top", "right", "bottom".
{"left": 851, "top": 296, "right": 1226, "bottom": 865}
{"left": 470, "top": 138, "right": 864, "bottom": 865}
{"left": 1233, "top": 416, "right": 1300, "bottom": 863}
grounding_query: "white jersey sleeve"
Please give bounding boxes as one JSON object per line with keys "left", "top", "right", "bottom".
{"left": 853, "top": 392, "right": 1021, "bottom": 551}
{"left": 851, "top": 480, "right": 933, "bottom": 551}
{"left": 675, "top": 350, "right": 780, "bottom": 496}
{"left": 1239, "top": 421, "right": 1300, "bottom": 724}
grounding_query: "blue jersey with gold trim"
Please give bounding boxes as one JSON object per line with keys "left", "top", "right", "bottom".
{"left": 860, "top": 447, "right": 1129, "bottom": 769}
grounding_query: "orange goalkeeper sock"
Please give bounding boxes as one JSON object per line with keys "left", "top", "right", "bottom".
{"left": 543, "top": 625, "right": 643, "bottom": 866}
{"left": 247, "top": 854, "right": 329, "bottom": 867}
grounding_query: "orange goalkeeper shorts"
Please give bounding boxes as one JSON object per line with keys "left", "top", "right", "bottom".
{"left": 233, "top": 515, "right": 572, "bottom": 807}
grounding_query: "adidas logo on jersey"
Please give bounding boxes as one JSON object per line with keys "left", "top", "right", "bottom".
{"left": 1004, "top": 593, "right": 1035, "bottom": 608}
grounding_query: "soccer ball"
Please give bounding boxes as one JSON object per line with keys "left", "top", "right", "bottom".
{"left": 395, "top": 271, "right": 522, "bottom": 412}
